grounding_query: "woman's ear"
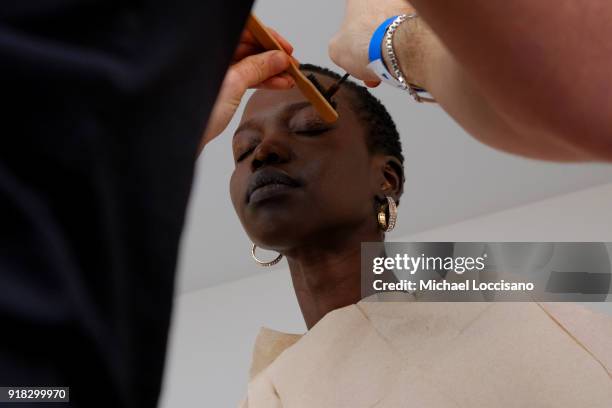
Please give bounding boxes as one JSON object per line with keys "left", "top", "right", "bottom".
{"left": 371, "top": 154, "right": 404, "bottom": 206}
{"left": 380, "top": 156, "right": 404, "bottom": 205}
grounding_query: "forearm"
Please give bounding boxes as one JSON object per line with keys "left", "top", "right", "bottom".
{"left": 384, "top": 18, "right": 587, "bottom": 161}
{"left": 406, "top": 0, "right": 612, "bottom": 161}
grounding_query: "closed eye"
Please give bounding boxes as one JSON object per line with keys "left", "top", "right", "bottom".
{"left": 293, "top": 128, "right": 331, "bottom": 136}
{"left": 236, "top": 147, "right": 255, "bottom": 162}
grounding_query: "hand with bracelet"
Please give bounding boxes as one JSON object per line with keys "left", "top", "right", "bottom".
{"left": 330, "top": 0, "right": 612, "bottom": 162}
{"left": 329, "top": 0, "right": 422, "bottom": 89}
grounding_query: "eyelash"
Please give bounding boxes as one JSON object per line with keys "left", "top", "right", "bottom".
{"left": 293, "top": 127, "right": 330, "bottom": 136}
{"left": 237, "top": 147, "right": 255, "bottom": 163}
{"left": 235, "top": 127, "right": 330, "bottom": 162}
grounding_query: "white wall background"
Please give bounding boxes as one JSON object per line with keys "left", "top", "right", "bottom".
{"left": 160, "top": 183, "right": 612, "bottom": 408}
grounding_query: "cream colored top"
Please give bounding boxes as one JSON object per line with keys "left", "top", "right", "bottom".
{"left": 239, "top": 301, "right": 612, "bottom": 407}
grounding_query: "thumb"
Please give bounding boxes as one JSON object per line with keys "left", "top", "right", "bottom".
{"left": 199, "top": 51, "right": 292, "bottom": 149}
{"left": 231, "top": 50, "right": 292, "bottom": 91}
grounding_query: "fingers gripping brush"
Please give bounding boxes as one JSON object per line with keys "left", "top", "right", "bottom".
{"left": 246, "top": 14, "right": 350, "bottom": 123}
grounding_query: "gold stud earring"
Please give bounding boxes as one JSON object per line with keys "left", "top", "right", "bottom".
{"left": 377, "top": 196, "right": 397, "bottom": 232}
{"left": 251, "top": 244, "right": 283, "bottom": 267}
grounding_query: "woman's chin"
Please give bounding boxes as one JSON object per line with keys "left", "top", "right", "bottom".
{"left": 247, "top": 222, "right": 303, "bottom": 252}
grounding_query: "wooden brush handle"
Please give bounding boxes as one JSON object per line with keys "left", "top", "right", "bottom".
{"left": 245, "top": 14, "right": 339, "bottom": 123}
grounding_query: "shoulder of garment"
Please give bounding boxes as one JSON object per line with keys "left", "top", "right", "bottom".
{"left": 241, "top": 301, "right": 612, "bottom": 407}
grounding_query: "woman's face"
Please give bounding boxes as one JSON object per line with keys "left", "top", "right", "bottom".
{"left": 229, "top": 73, "right": 389, "bottom": 251}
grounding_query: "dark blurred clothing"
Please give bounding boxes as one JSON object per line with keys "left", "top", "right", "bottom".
{"left": 0, "top": 1, "right": 253, "bottom": 406}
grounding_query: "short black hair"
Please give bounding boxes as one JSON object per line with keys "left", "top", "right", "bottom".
{"left": 300, "top": 64, "right": 405, "bottom": 189}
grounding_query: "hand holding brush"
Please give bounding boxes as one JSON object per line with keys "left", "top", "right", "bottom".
{"left": 246, "top": 14, "right": 350, "bottom": 124}
{"left": 200, "top": 23, "right": 296, "bottom": 150}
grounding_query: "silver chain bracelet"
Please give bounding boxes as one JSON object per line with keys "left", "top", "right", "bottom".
{"left": 385, "top": 14, "right": 436, "bottom": 103}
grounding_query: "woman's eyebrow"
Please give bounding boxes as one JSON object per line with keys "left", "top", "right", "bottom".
{"left": 234, "top": 120, "right": 257, "bottom": 139}
{"left": 233, "top": 102, "right": 315, "bottom": 138}
{"left": 283, "top": 101, "right": 313, "bottom": 116}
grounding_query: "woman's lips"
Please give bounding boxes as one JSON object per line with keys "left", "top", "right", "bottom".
{"left": 249, "top": 183, "right": 298, "bottom": 204}
{"left": 246, "top": 168, "right": 301, "bottom": 204}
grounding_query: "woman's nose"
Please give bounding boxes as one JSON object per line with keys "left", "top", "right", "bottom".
{"left": 251, "top": 137, "right": 290, "bottom": 171}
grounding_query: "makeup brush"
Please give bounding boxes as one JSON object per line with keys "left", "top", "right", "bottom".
{"left": 246, "top": 14, "right": 340, "bottom": 123}
{"left": 306, "top": 72, "right": 350, "bottom": 109}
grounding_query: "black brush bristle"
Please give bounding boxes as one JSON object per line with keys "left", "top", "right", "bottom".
{"left": 307, "top": 73, "right": 326, "bottom": 94}
{"left": 324, "top": 73, "right": 350, "bottom": 100}
{"left": 306, "top": 74, "right": 349, "bottom": 109}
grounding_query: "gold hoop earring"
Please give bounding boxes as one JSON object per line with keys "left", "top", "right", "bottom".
{"left": 377, "top": 196, "right": 398, "bottom": 232}
{"left": 251, "top": 244, "right": 283, "bottom": 267}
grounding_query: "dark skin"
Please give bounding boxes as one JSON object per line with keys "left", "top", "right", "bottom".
{"left": 229, "top": 72, "right": 403, "bottom": 329}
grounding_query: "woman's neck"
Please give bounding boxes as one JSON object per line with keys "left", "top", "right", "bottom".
{"left": 285, "top": 225, "right": 383, "bottom": 329}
